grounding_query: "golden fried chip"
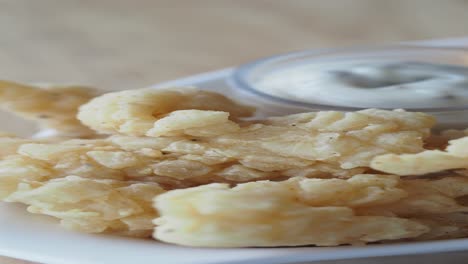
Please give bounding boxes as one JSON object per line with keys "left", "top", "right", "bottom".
{"left": 146, "top": 110, "right": 239, "bottom": 137}
{"left": 410, "top": 213, "right": 468, "bottom": 241}
{"left": 77, "top": 87, "right": 254, "bottom": 136}
{"left": 210, "top": 109, "right": 434, "bottom": 170}
{"left": 154, "top": 173, "right": 468, "bottom": 247}
{"left": 371, "top": 136, "right": 468, "bottom": 175}
{"left": 360, "top": 176, "right": 468, "bottom": 217}
{"left": 4, "top": 176, "right": 165, "bottom": 236}
{"left": 2, "top": 107, "right": 436, "bottom": 195}
{"left": 2, "top": 81, "right": 468, "bottom": 247}
{"left": 75, "top": 88, "right": 435, "bottom": 177}
{"left": 0, "top": 155, "right": 53, "bottom": 199}
{"left": 0, "top": 80, "right": 99, "bottom": 138}
{"left": 153, "top": 174, "right": 428, "bottom": 247}
{"left": 0, "top": 137, "right": 33, "bottom": 158}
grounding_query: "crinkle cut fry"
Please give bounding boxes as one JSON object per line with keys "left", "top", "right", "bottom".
{"left": 0, "top": 80, "right": 99, "bottom": 138}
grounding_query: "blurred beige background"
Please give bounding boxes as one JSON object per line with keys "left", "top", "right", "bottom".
{"left": 1, "top": 0, "right": 467, "bottom": 263}
{"left": 1, "top": 0, "right": 468, "bottom": 91}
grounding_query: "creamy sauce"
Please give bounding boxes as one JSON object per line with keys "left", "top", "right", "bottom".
{"left": 254, "top": 61, "right": 468, "bottom": 108}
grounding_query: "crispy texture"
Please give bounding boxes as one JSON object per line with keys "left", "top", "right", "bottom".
{"left": 125, "top": 108, "right": 434, "bottom": 177}
{"left": 410, "top": 213, "right": 468, "bottom": 241}
{"left": 0, "top": 138, "right": 159, "bottom": 198}
{"left": 371, "top": 137, "right": 468, "bottom": 175}
{"left": 154, "top": 174, "right": 468, "bottom": 247}
{"left": 76, "top": 88, "right": 434, "bottom": 176}
{"left": 3, "top": 175, "right": 164, "bottom": 236}
{"left": 359, "top": 176, "right": 468, "bottom": 217}
{"left": 77, "top": 88, "right": 254, "bottom": 136}
{"left": 0, "top": 137, "right": 33, "bottom": 158}
{"left": 212, "top": 109, "right": 433, "bottom": 170}
{"left": 1, "top": 138, "right": 223, "bottom": 190}
{"left": 0, "top": 80, "right": 99, "bottom": 138}
{"left": 366, "top": 176, "right": 468, "bottom": 241}
{"left": 154, "top": 174, "right": 429, "bottom": 247}
{"left": 0, "top": 105, "right": 435, "bottom": 204}
{"left": 1, "top": 109, "right": 434, "bottom": 198}
{"left": 2, "top": 84, "right": 467, "bottom": 247}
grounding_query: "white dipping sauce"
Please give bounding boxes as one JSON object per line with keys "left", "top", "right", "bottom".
{"left": 254, "top": 61, "right": 468, "bottom": 108}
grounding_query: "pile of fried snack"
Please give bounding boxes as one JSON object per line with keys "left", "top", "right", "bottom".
{"left": 1, "top": 80, "right": 468, "bottom": 247}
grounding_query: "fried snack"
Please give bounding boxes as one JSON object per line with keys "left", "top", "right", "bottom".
{"left": 0, "top": 155, "right": 53, "bottom": 199}
{"left": 213, "top": 109, "right": 434, "bottom": 170}
{"left": 0, "top": 137, "right": 32, "bottom": 158}
{"left": 145, "top": 109, "right": 427, "bottom": 180}
{"left": 364, "top": 176, "right": 468, "bottom": 241}
{"left": 1, "top": 112, "right": 433, "bottom": 198}
{"left": 0, "top": 137, "right": 227, "bottom": 200}
{"left": 3, "top": 175, "right": 164, "bottom": 236}
{"left": 411, "top": 213, "right": 468, "bottom": 241}
{"left": 0, "top": 80, "right": 99, "bottom": 138}
{"left": 0, "top": 139, "right": 132, "bottom": 199}
{"left": 371, "top": 137, "right": 468, "bottom": 175}
{"left": 154, "top": 174, "right": 468, "bottom": 247}
{"left": 154, "top": 174, "right": 430, "bottom": 247}
{"left": 77, "top": 88, "right": 254, "bottom": 136}
{"left": 3, "top": 82, "right": 467, "bottom": 247}
{"left": 0, "top": 107, "right": 434, "bottom": 201}
{"left": 359, "top": 176, "right": 468, "bottom": 217}
{"left": 0, "top": 132, "right": 78, "bottom": 159}
{"left": 76, "top": 87, "right": 434, "bottom": 173}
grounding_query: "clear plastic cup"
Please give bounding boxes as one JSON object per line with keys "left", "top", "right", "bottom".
{"left": 229, "top": 45, "right": 468, "bottom": 128}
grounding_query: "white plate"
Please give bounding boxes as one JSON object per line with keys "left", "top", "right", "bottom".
{"left": 2, "top": 38, "right": 468, "bottom": 264}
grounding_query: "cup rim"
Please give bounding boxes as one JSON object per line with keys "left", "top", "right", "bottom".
{"left": 230, "top": 44, "right": 468, "bottom": 112}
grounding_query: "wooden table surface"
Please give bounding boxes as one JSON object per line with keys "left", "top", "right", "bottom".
{"left": 1, "top": 0, "right": 468, "bottom": 263}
